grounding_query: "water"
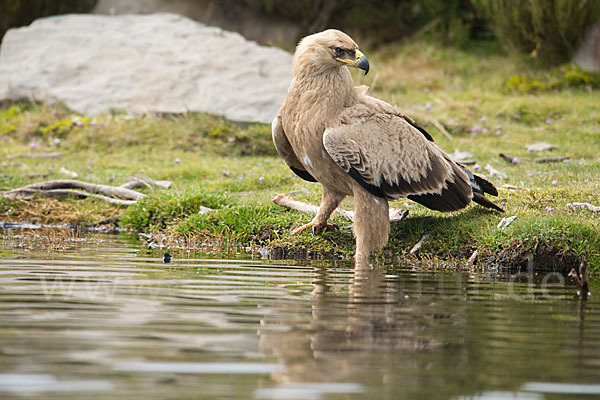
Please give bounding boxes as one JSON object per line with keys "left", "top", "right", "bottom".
{"left": 0, "top": 233, "right": 599, "bottom": 400}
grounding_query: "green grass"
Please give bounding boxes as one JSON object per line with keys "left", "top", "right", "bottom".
{"left": 1, "top": 39, "right": 599, "bottom": 271}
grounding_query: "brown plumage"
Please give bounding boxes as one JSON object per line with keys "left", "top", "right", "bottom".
{"left": 272, "top": 29, "right": 502, "bottom": 263}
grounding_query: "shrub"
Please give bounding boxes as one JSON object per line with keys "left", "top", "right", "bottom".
{"left": 472, "top": 0, "right": 600, "bottom": 63}
{"left": 249, "top": 0, "right": 484, "bottom": 46}
{"left": 0, "top": 0, "right": 97, "bottom": 42}
{"left": 505, "top": 64, "right": 600, "bottom": 92}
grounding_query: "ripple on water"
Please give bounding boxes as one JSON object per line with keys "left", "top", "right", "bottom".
{"left": 0, "top": 233, "right": 599, "bottom": 399}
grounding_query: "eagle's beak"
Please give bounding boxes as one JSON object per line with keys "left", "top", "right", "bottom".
{"left": 355, "top": 50, "right": 370, "bottom": 76}
{"left": 336, "top": 49, "right": 370, "bottom": 76}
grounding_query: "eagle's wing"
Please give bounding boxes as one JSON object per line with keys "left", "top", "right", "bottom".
{"left": 272, "top": 115, "right": 317, "bottom": 182}
{"left": 323, "top": 106, "right": 499, "bottom": 212}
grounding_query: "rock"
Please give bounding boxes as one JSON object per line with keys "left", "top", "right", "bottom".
{"left": 449, "top": 149, "right": 474, "bottom": 163}
{"left": 574, "top": 21, "right": 600, "bottom": 72}
{"left": 526, "top": 142, "right": 558, "bottom": 153}
{"left": 485, "top": 164, "right": 508, "bottom": 179}
{"left": 0, "top": 13, "right": 293, "bottom": 124}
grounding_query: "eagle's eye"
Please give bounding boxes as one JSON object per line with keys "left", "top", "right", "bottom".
{"left": 334, "top": 47, "right": 345, "bottom": 56}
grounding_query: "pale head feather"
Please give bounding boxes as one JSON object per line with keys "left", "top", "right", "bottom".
{"left": 292, "top": 29, "right": 359, "bottom": 76}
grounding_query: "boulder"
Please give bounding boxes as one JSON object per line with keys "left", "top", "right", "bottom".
{"left": 0, "top": 13, "right": 293, "bottom": 124}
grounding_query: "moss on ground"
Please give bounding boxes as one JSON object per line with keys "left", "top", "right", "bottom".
{"left": 1, "top": 40, "right": 599, "bottom": 272}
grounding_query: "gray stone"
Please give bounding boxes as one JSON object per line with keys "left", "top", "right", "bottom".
{"left": 0, "top": 13, "right": 293, "bottom": 123}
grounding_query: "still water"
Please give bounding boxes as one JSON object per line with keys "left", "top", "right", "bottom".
{"left": 0, "top": 232, "right": 599, "bottom": 399}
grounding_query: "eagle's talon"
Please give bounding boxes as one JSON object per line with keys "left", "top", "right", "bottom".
{"left": 312, "top": 223, "right": 338, "bottom": 235}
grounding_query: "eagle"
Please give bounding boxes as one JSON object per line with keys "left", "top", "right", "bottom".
{"left": 272, "top": 29, "right": 502, "bottom": 263}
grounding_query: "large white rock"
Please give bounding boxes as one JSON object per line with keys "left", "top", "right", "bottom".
{"left": 0, "top": 13, "right": 293, "bottom": 123}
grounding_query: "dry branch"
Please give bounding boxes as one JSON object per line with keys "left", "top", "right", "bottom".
{"left": 6, "top": 152, "right": 63, "bottom": 159}
{"left": 409, "top": 233, "right": 430, "bottom": 255}
{"left": 499, "top": 153, "right": 569, "bottom": 164}
{"left": 6, "top": 180, "right": 145, "bottom": 200}
{"left": 431, "top": 119, "right": 454, "bottom": 141}
{"left": 272, "top": 194, "right": 409, "bottom": 223}
{"left": 1, "top": 188, "right": 137, "bottom": 205}
{"left": 0, "top": 179, "right": 150, "bottom": 206}
{"left": 120, "top": 175, "right": 172, "bottom": 190}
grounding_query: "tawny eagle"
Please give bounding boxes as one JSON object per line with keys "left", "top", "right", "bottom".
{"left": 272, "top": 30, "right": 502, "bottom": 263}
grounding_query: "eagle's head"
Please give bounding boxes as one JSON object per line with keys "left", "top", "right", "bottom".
{"left": 292, "top": 29, "right": 369, "bottom": 76}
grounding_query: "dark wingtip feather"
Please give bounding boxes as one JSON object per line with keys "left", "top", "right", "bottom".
{"left": 473, "top": 193, "right": 504, "bottom": 212}
{"left": 473, "top": 173, "right": 498, "bottom": 196}
{"left": 460, "top": 165, "right": 503, "bottom": 211}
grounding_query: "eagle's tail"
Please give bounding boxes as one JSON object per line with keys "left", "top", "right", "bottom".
{"left": 407, "top": 163, "right": 503, "bottom": 213}
{"left": 462, "top": 166, "right": 504, "bottom": 212}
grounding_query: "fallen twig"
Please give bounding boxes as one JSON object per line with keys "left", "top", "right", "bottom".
{"left": 6, "top": 152, "right": 63, "bottom": 159}
{"left": 567, "top": 202, "right": 600, "bottom": 213}
{"left": 120, "top": 175, "right": 172, "bottom": 190}
{"left": 409, "top": 233, "right": 430, "bottom": 255}
{"left": 0, "top": 179, "right": 146, "bottom": 205}
{"left": 431, "top": 119, "right": 454, "bottom": 141}
{"left": 466, "top": 250, "right": 478, "bottom": 266}
{"left": 2, "top": 188, "right": 137, "bottom": 205}
{"left": 499, "top": 153, "right": 569, "bottom": 164}
{"left": 2, "top": 180, "right": 144, "bottom": 200}
{"left": 272, "top": 194, "right": 408, "bottom": 223}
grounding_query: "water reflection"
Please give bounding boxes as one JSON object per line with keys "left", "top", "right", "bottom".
{"left": 259, "top": 260, "right": 600, "bottom": 400}
{"left": 0, "top": 233, "right": 599, "bottom": 399}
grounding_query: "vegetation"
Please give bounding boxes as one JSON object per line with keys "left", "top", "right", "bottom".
{"left": 472, "top": 0, "right": 600, "bottom": 63}
{"left": 0, "top": 36, "right": 600, "bottom": 269}
{"left": 1, "top": 38, "right": 599, "bottom": 271}
{"left": 0, "top": 0, "right": 97, "bottom": 41}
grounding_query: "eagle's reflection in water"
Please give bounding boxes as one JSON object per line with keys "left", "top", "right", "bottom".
{"left": 258, "top": 259, "right": 455, "bottom": 397}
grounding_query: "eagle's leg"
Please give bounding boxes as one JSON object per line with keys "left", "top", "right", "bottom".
{"left": 291, "top": 187, "right": 345, "bottom": 236}
{"left": 353, "top": 185, "right": 390, "bottom": 264}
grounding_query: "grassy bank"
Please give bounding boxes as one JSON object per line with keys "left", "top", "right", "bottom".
{"left": 1, "top": 40, "right": 599, "bottom": 271}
